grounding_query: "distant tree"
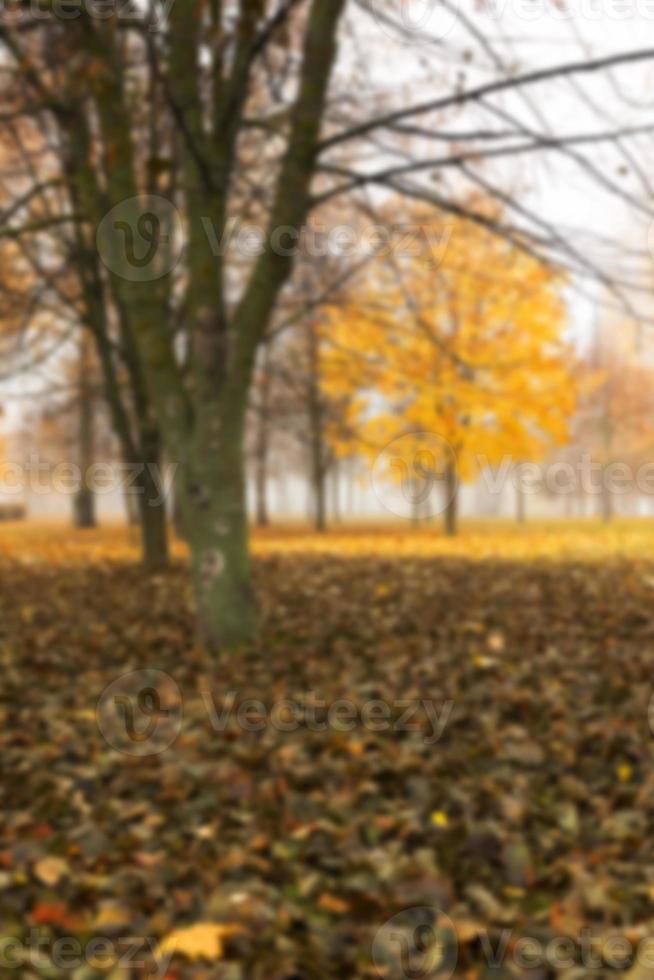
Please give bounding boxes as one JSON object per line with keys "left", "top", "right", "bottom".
{"left": 247, "top": 339, "right": 278, "bottom": 529}
{"left": 18, "top": 337, "right": 117, "bottom": 525}
{"left": 73, "top": 332, "right": 97, "bottom": 528}
{"left": 328, "top": 202, "right": 576, "bottom": 535}
{"left": 0, "top": 116, "right": 170, "bottom": 565}
{"left": 570, "top": 333, "right": 654, "bottom": 521}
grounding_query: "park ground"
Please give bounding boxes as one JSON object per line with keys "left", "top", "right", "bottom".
{"left": 2, "top": 520, "right": 654, "bottom": 978}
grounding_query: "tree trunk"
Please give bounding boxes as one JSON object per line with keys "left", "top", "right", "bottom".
{"left": 253, "top": 343, "right": 272, "bottom": 529}
{"left": 180, "top": 413, "right": 256, "bottom": 653}
{"left": 313, "top": 462, "right": 327, "bottom": 533}
{"left": 138, "top": 494, "right": 169, "bottom": 569}
{"left": 306, "top": 320, "right": 327, "bottom": 534}
{"left": 411, "top": 479, "right": 421, "bottom": 528}
{"left": 170, "top": 464, "right": 186, "bottom": 539}
{"left": 308, "top": 417, "right": 328, "bottom": 533}
{"left": 443, "top": 462, "right": 458, "bottom": 537}
{"left": 74, "top": 487, "right": 96, "bottom": 529}
{"left": 132, "top": 427, "right": 169, "bottom": 569}
{"left": 600, "top": 466, "right": 613, "bottom": 523}
{"left": 254, "top": 447, "right": 269, "bottom": 528}
{"left": 73, "top": 334, "right": 96, "bottom": 529}
{"left": 346, "top": 458, "right": 355, "bottom": 519}
{"left": 172, "top": 487, "right": 185, "bottom": 539}
{"left": 600, "top": 368, "right": 614, "bottom": 522}
{"left": 516, "top": 480, "right": 526, "bottom": 524}
{"left": 420, "top": 491, "right": 432, "bottom": 524}
{"left": 124, "top": 486, "right": 140, "bottom": 526}
{"left": 330, "top": 460, "right": 340, "bottom": 524}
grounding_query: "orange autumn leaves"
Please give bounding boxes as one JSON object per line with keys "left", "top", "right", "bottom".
{"left": 322, "top": 200, "right": 577, "bottom": 480}
{"left": 157, "top": 922, "right": 243, "bottom": 962}
{"left": 5, "top": 517, "right": 654, "bottom": 566}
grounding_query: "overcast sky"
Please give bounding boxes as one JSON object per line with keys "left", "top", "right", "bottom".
{"left": 344, "top": 1, "right": 654, "bottom": 350}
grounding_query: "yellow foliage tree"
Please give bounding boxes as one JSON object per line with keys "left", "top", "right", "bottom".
{"left": 325, "top": 201, "right": 577, "bottom": 533}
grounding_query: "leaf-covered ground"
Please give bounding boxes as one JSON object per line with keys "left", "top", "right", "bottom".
{"left": 3, "top": 522, "right": 654, "bottom": 979}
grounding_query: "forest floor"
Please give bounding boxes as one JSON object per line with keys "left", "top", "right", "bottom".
{"left": 2, "top": 520, "right": 654, "bottom": 979}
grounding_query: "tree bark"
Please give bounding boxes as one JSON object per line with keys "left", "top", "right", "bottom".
{"left": 443, "top": 462, "right": 458, "bottom": 537}
{"left": 253, "top": 395, "right": 270, "bottom": 529}
{"left": 255, "top": 453, "right": 269, "bottom": 528}
{"left": 308, "top": 430, "right": 327, "bottom": 532}
{"left": 180, "top": 408, "right": 255, "bottom": 652}
{"left": 313, "top": 462, "right": 327, "bottom": 533}
{"left": 136, "top": 474, "right": 169, "bottom": 569}
{"left": 600, "top": 466, "right": 613, "bottom": 523}
{"left": 74, "top": 487, "right": 95, "bottom": 528}
{"left": 306, "top": 320, "right": 327, "bottom": 533}
{"left": 600, "top": 366, "right": 613, "bottom": 523}
{"left": 253, "top": 342, "right": 273, "bottom": 529}
{"left": 330, "top": 460, "right": 341, "bottom": 524}
{"left": 73, "top": 333, "right": 96, "bottom": 529}
{"left": 411, "top": 479, "right": 421, "bottom": 528}
{"left": 124, "top": 485, "right": 140, "bottom": 526}
{"left": 346, "top": 458, "right": 355, "bottom": 519}
{"left": 516, "top": 478, "right": 526, "bottom": 524}
{"left": 172, "top": 484, "right": 186, "bottom": 539}
{"left": 131, "top": 428, "right": 169, "bottom": 569}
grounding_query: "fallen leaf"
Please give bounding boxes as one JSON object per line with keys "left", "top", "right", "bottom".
{"left": 156, "top": 923, "right": 242, "bottom": 962}
{"left": 33, "top": 856, "right": 69, "bottom": 886}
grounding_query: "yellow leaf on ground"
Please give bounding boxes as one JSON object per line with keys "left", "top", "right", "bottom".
{"left": 93, "top": 902, "right": 133, "bottom": 929}
{"left": 617, "top": 763, "right": 633, "bottom": 783}
{"left": 156, "top": 922, "right": 242, "bottom": 961}
{"left": 34, "top": 856, "right": 69, "bottom": 886}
